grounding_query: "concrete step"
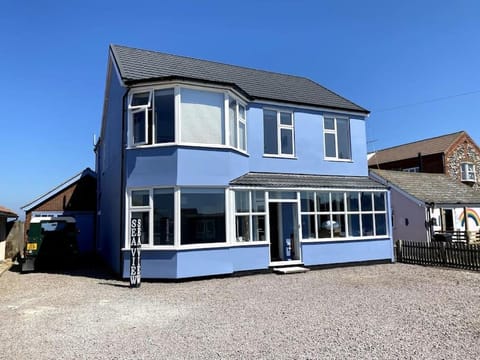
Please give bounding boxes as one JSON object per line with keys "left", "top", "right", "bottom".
{"left": 273, "top": 266, "right": 310, "bottom": 274}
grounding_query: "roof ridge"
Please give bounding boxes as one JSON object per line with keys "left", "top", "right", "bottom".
{"left": 374, "top": 130, "right": 465, "bottom": 153}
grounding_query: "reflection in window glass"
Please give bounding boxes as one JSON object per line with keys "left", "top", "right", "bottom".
{"left": 252, "top": 191, "right": 265, "bottom": 212}
{"left": 324, "top": 118, "right": 335, "bottom": 130}
{"left": 348, "top": 214, "right": 360, "bottom": 237}
{"left": 281, "top": 128, "right": 293, "bottom": 155}
{"left": 153, "top": 189, "right": 174, "bottom": 245}
{"left": 361, "top": 192, "right": 373, "bottom": 211}
{"left": 325, "top": 133, "right": 336, "bottom": 158}
{"left": 375, "top": 214, "right": 387, "bottom": 235}
{"left": 362, "top": 214, "right": 374, "bottom": 236}
{"left": 181, "top": 189, "right": 225, "bottom": 245}
{"left": 317, "top": 192, "right": 330, "bottom": 212}
{"left": 347, "top": 192, "right": 359, "bottom": 211}
{"left": 133, "top": 111, "right": 146, "bottom": 144}
{"left": 301, "top": 192, "right": 315, "bottom": 212}
{"left": 374, "top": 193, "right": 385, "bottom": 211}
{"left": 236, "top": 215, "right": 249, "bottom": 241}
{"left": 280, "top": 112, "right": 292, "bottom": 125}
{"left": 154, "top": 89, "right": 175, "bottom": 143}
{"left": 302, "top": 214, "right": 316, "bottom": 239}
{"left": 269, "top": 191, "right": 296, "bottom": 200}
{"left": 252, "top": 215, "right": 265, "bottom": 241}
{"left": 229, "top": 99, "right": 238, "bottom": 148}
{"left": 263, "top": 110, "right": 278, "bottom": 154}
{"left": 332, "top": 214, "right": 346, "bottom": 237}
{"left": 318, "top": 214, "right": 331, "bottom": 238}
{"left": 131, "top": 190, "right": 149, "bottom": 207}
{"left": 131, "top": 92, "right": 150, "bottom": 107}
{"left": 331, "top": 192, "right": 344, "bottom": 212}
{"left": 235, "top": 191, "right": 249, "bottom": 213}
{"left": 336, "top": 119, "right": 351, "bottom": 159}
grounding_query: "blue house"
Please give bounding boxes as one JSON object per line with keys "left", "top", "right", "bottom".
{"left": 96, "top": 44, "right": 393, "bottom": 279}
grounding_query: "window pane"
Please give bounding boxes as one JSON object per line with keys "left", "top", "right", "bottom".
{"left": 181, "top": 189, "right": 225, "bottom": 244}
{"left": 252, "top": 215, "right": 265, "bottom": 241}
{"left": 301, "top": 191, "right": 315, "bottom": 212}
{"left": 348, "top": 214, "right": 360, "bottom": 237}
{"left": 181, "top": 89, "right": 224, "bottom": 145}
{"left": 236, "top": 215, "right": 249, "bottom": 242}
{"left": 239, "top": 104, "right": 246, "bottom": 120}
{"left": 131, "top": 211, "right": 149, "bottom": 245}
{"left": 154, "top": 89, "right": 175, "bottom": 143}
{"left": 269, "top": 191, "right": 296, "bottom": 200}
{"left": 280, "top": 128, "right": 293, "bottom": 155}
{"left": 332, "top": 214, "right": 346, "bottom": 238}
{"left": 280, "top": 112, "right": 292, "bottom": 125}
{"left": 252, "top": 191, "right": 265, "bottom": 212}
{"left": 302, "top": 214, "right": 316, "bottom": 238}
{"left": 131, "top": 190, "right": 149, "bottom": 207}
{"left": 235, "top": 191, "right": 249, "bottom": 213}
{"left": 325, "top": 133, "right": 336, "bottom": 158}
{"left": 375, "top": 214, "right": 387, "bottom": 236}
{"left": 317, "top": 192, "right": 330, "bottom": 212}
{"left": 229, "top": 99, "right": 238, "bottom": 148}
{"left": 347, "top": 192, "right": 359, "bottom": 211}
{"left": 131, "top": 92, "right": 150, "bottom": 107}
{"left": 362, "top": 214, "right": 374, "bottom": 236}
{"left": 361, "top": 192, "right": 373, "bottom": 211}
{"left": 331, "top": 192, "right": 344, "bottom": 212}
{"left": 263, "top": 110, "right": 278, "bottom": 154}
{"left": 239, "top": 121, "right": 246, "bottom": 151}
{"left": 133, "top": 111, "right": 146, "bottom": 144}
{"left": 374, "top": 193, "right": 386, "bottom": 211}
{"left": 324, "top": 117, "right": 335, "bottom": 130}
{"left": 153, "top": 189, "right": 174, "bottom": 245}
{"left": 336, "top": 119, "right": 351, "bottom": 159}
{"left": 318, "top": 214, "right": 331, "bottom": 238}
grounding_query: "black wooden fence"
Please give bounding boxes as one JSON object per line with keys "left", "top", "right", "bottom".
{"left": 396, "top": 240, "right": 480, "bottom": 271}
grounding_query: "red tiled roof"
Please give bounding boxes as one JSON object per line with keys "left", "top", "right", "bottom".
{"left": 0, "top": 206, "right": 17, "bottom": 218}
{"left": 368, "top": 131, "right": 465, "bottom": 166}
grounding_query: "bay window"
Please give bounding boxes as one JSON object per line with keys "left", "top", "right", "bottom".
{"left": 324, "top": 116, "right": 351, "bottom": 160}
{"left": 301, "top": 190, "right": 388, "bottom": 239}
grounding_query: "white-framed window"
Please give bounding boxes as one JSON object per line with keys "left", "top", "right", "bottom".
{"left": 263, "top": 109, "right": 295, "bottom": 156}
{"left": 128, "top": 89, "right": 175, "bottom": 146}
{"left": 323, "top": 116, "right": 351, "bottom": 160}
{"left": 129, "top": 188, "right": 175, "bottom": 247}
{"left": 229, "top": 99, "right": 247, "bottom": 152}
{"left": 234, "top": 190, "right": 266, "bottom": 242}
{"left": 403, "top": 167, "right": 419, "bottom": 173}
{"left": 461, "top": 163, "right": 476, "bottom": 182}
{"left": 300, "top": 190, "right": 387, "bottom": 239}
{"left": 127, "top": 85, "right": 248, "bottom": 152}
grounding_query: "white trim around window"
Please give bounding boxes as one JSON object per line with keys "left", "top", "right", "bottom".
{"left": 461, "top": 162, "right": 476, "bottom": 182}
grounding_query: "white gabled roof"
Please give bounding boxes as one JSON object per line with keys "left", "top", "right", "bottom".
{"left": 21, "top": 168, "right": 96, "bottom": 212}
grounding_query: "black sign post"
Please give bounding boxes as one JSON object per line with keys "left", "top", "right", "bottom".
{"left": 130, "top": 218, "right": 142, "bottom": 288}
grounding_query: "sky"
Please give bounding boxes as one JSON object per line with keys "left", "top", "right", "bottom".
{"left": 1, "top": 0, "right": 479, "bottom": 218}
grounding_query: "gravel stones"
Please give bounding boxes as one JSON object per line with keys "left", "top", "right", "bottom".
{"left": 0, "top": 263, "right": 479, "bottom": 359}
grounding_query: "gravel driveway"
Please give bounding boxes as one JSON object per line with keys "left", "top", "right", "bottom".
{"left": 0, "top": 263, "right": 479, "bottom": 359}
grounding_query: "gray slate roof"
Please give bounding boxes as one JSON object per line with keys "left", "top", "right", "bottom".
{"left": 110, "top": 45, "right": 368, "bottom": 114}
{"left": 230, "top": 172, "right": 385, "bottom": 189}
{"left": 370, "top": 169, "right": 480, "bottom": 206}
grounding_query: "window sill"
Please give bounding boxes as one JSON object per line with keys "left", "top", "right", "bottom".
{"left": 301, "top": 236, "right": 390, "bottom": 243}
{"left": 263, "top": 154, "right": 297, "bottom": 160}
{"left": 324, "top": 157, "right": 353, "bottom": 162}
{"left": 127, "top": 142, "right": 249, "bottom": 156}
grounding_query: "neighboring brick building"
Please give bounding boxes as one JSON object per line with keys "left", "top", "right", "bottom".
{"left": 368, "top": 131, "right": 480, "bottom": 190}
{"left": 22, "top": 168, "right": 97, "bottom": 254}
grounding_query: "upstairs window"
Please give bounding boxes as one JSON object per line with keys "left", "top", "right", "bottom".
{"left": 128, "top": 89, "right": 174, "bottom": 146}
{"left": 229, "top": 99, "right": 247, "bottom": 151}
{"left": 324, "top": 116, "right": 351, "bottom": 160}
{"left": 263, "top": 110, "right": 294, "bottom": 156}
{"left": 403, "top": 167, "right": 419, "bottom": 173}
{"left": 461, "top": 163, "right": 476, "bottom": 182}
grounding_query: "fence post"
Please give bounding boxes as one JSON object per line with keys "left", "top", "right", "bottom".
{"left": 441, "top": 241, "right": 447, "bottom": 266}
{"left": 397, "top": 240, "right": 402, "bottom": 263}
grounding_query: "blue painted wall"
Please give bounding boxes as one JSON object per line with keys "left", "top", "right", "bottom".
{"left": 247, "top": 105, "right": 368, "bottom": 176}
{"left": 301, "top": 238, "right": 393, "bottom": 266}
{"left": 97, "top": 61, "right": 125, "bottom": 273}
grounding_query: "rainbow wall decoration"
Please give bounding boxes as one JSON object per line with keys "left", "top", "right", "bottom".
{"left": 458, "top": 208, "right": 480, "bottom": 229}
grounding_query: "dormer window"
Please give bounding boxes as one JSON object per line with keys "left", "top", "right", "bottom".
{"left": 461, "top": 163, "right": 476, "bottom": 182}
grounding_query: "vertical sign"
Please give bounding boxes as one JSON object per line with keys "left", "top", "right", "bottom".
{"left": 130, "top": 217, "right": 142, "bottom": 288}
